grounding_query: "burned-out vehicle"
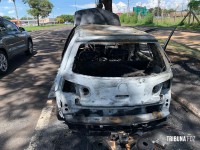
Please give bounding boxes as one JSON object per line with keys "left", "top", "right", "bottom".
{"left": 51, "top": 25, "right": 173, "bottom": 129}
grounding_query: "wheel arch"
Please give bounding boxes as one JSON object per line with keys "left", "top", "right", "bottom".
{"left": 28, "top": 37, "right": 33, "bottom": 43}
{"left": 0, "top": 48, "right": 8, "bottom": 58}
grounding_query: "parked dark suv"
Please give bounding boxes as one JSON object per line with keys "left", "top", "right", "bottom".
{"left": 0, "top": 17, "right": 33, "bottom": 74}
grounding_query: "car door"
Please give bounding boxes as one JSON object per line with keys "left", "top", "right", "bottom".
{"left": 3, "top": 20, "right": 27, "bottom": 55}
{"left": 0, "top": 20, "right": 17, "bottom": 58}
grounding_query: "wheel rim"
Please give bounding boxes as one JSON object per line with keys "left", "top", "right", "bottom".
{"left": 0, "top": 53, "right": 8, "bottom": 72}
{"left": 29, "top": 41, "right": 33, "bottom": 53}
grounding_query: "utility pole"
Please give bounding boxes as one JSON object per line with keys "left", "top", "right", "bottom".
{"left": 127, "top": 0, "right": 130, "bottom": 16}
{"left": 181, "top": 2, "right": 184, "bottom": 17}
{"left": 75, "top": 0, "right": 77, "bottom": 11}
{"left": 12, "top": 0, "right": 19, "bottom": 25}
{"left": 157, "top": 0, "right": 160, "bottom": 17}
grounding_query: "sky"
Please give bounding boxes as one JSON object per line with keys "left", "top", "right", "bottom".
{"left": 0, "top": 0, "right": 189, "bottom": 19}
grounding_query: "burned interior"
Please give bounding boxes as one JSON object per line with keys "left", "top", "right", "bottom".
{"left": 73, "top": 42, "right": 166, "bottom": 77}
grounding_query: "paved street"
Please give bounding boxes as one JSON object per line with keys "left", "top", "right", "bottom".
{"left": 0, "top": 26, "right": 200, "bottom": 150}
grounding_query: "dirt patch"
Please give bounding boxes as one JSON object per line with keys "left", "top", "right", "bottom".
{"left": 153, "top": 30, "right": 200, "bottom": 50}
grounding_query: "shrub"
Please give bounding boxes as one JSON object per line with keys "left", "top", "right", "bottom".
{"left": 124, "top": 15, "right": 130, "bottom": 24}
{"left": 130, "top": 14, "right": 138, "bottom": 24}
{"left": 119, "top": 13, "right": 126, "bottom": 23}
{"left": 143, "top": 13, "right": 154, "bottom": 24}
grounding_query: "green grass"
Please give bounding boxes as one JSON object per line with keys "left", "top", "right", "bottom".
{"left": 24, "top": 24, "right": 72, "bottom": 32}
{"left": 161, "top": 40, "right": 200, "bottom": 62}
{"left": 122, "top": 16, "right": 200, "bottom": 31}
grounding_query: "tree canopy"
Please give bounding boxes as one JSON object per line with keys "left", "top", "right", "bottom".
{"left": 20, "top": 16, "right": 33, "bottom": 20}
{"left": 23, "top": 0, "right": 53, "bottom": 26}
{"left": 56, "top": 14, "right": 74, "bottom": 24}
{"left": 188, "top": 0, "right": 200, "bottom": 11}
{"left": 3, "top": 16, "right": 12, "bottom": 20}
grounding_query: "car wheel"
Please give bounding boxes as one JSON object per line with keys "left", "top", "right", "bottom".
{"left": 26, "top": 40, "right": 33, "bottom": 55}
{"left": 0, "top": 51, "right": 9, "bottom": 74}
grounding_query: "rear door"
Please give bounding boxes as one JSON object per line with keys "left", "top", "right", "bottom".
{"left": 3, "top": 20, "right": 27, "bottom": 55}
{"left": 0, "top": 20, "right": 17, "bottom": 57}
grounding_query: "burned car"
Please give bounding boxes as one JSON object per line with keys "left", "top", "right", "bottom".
{"left": 51, "top": 25, "right": 173, "bottom": 129}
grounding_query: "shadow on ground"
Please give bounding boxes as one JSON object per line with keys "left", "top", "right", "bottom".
{"left": 0, "top": 27, "right": 71, "bottom": 150}
{"left": 27, "top": 100, "right": 200, "bottom": 150}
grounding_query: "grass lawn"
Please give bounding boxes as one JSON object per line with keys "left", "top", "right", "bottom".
{"left": 122, "top": 15, "right": 200, "bottom": 31}
{"left": 163, "top": 40, "right": 200, "bottom": 62}
{"left": 24, "top": 24, "right": 72, "bottom": 32}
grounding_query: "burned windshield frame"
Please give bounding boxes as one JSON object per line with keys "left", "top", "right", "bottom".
{"left": 72, "top": 42, "right": 166, "bottom": 77}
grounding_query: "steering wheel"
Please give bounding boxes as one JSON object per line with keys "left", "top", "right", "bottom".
{"left": 78, "top": 49, "right": 99, "bottom": 61}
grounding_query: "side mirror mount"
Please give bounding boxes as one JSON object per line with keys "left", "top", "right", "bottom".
{"left": 19, "top": 27, "right": 25, "bottom": 32}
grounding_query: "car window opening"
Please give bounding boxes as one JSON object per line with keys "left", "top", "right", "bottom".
{"left": 72, "top": 43, "right": 166, "bottom": 77}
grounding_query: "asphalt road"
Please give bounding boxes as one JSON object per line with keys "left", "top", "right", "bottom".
{"left": 0, "top": 26, "right": 199, "bottom": 150}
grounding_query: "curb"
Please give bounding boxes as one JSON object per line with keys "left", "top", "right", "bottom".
{"left": 172, "top": 93, "right": 200, "bottom": 118}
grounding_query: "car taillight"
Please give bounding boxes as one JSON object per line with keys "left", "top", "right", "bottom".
{"left": 62, "top": 80, "right": 76, "bottom": 93}
{"left": 152, "top": 84, "right": 162, "bottom": 94}
{"left": 152, "top": 79, "right": 172, "bottom": 94}
{"left": 162, "top": 79, "right": 172, "bottom": 90}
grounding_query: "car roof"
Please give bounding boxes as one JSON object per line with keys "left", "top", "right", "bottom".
{"left": 75, "top": 25, "right": 158, "bottom": 42}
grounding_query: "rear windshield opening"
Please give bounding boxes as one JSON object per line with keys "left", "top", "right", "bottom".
{"left": 72, "top": 43, "right": 166, "bottom": 77}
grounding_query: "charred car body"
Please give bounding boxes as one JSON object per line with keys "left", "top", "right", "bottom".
{"left": 51, "top": 25, "right": 173, "bottom": 129}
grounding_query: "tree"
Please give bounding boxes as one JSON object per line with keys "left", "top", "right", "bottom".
{"left": 56, "top": 17, "right": 64, "bottom": 24}
{"left": 3, "top": 16, "right": 12, "bottom": 20}
{"left": 23, "top": 0, "right": 53, "bottom": 26}
{"left": 98, "top": 0, "right": 112, "bottom": 12}
{"left": 21, "top": 16, "right": 33, "bottom": 20}
{"left": 56, "top": 14, "right": 74, "bottom": 24}
{"left": 188, "top": 0, "right": 200, "bottom": 11}
{"left": 153, "top": 7, "right": 162, "bottom": 16}
{"left": 188, "top": 0, "right": 200, "bottom": 24}
{"left": 103, "top": 0, "right": 112, "bottom": 12}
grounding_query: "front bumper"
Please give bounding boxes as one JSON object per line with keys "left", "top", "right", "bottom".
{"left": 64, "top": 109, "right": 169, "bottom": 126}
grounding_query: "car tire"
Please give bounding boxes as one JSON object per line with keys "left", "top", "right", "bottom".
{"left": 26, "top": 39, "right": 33, "bottom": 55}
{"left": 0, "top": 51, "right": 9, "bottom": 74}
{"left": 56, "top": 104, "right": 64, "bottom": 121}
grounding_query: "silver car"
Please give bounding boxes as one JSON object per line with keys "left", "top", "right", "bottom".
{"left": 51, "top": 25, "right": 173, "bottom": 129}
{"left": 0, "top": 17, "right": 33, "bottom": 74}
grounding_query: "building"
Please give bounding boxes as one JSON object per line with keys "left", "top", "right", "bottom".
{"left": 10, "top": 18, "right": 56, "bottom": 26}
{"left": 170, "top": 11, "right": 188, "bottom": 17}
{"left": 39, "top": 18, "right": 56, "bottom": 24}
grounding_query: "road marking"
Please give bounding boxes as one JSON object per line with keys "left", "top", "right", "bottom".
{"left": 26, "top": 100, "right": 54, "bottom": 150}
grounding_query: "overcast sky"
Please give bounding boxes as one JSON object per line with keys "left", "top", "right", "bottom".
{"left": 0, "top": 0, "right": 189, "bottom": 18}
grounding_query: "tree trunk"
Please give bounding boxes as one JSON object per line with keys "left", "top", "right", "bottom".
{"left": 188, "top": 11, "right": 191, "bottom": 24}
{"left": 192, "top": 14, "right": 194, "bottom": 24}
{"left": 102, "top": 0, "right": 112, "bottom": 12}
{"left": 37, "top": 15, "right": 40, "bottom": 26}
{"left": 191, "top": 11, "right": 200, "bottom": 24}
